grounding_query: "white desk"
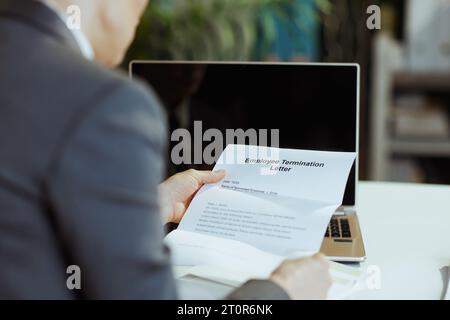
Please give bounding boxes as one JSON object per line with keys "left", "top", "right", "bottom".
{"left": 177, "top": 181, "right": 450, "bottom": 299}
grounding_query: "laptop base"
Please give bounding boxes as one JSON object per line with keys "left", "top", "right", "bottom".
{"left": 320, "top": 212, "right": 366, "bottom": 262}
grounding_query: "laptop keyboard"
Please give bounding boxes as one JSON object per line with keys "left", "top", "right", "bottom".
{"left": 324, "top": 218, "right": 352, "bottom": 238}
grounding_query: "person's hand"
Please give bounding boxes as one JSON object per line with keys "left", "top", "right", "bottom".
{"left": 270, "top": 253, "right": 332, "bottom": 300}
{"left": 159, "top": 169, "right": 226, "bottom": 224}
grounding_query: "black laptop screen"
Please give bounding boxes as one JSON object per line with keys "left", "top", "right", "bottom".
{"left": 131, "top": 62, "right": 358, "bottom": 205}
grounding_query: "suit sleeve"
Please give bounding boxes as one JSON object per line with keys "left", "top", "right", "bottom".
{"left": 47, "top": 80, "right": 177, "bottom": 299}
{"left": 226, "top": 280, "right": 290, "bottom": 300}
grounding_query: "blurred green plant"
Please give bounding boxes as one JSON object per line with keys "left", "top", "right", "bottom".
{"left": 124, "top": 0, "right": 330, "bottom": 65}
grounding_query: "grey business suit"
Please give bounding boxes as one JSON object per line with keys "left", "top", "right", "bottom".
{"left": 0, "top": 0, "right": 288, "bottom": 300}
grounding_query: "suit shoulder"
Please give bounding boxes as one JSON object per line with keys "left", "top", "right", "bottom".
{"left": 50, "top": 51, "right": 165, "bottom": 119}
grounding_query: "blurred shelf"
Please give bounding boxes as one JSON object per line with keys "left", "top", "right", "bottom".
{"left": 389, "top": 140, "right": 450, "bottom": 157}
{"left": 393, "top": 72, "right": 450, "bottom": 91}
{"left": 370, "top": 35, "right": 450, "bottom": 182}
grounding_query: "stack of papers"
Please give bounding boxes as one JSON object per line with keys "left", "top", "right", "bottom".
{"left": 167, "top": 230, "right": 368, "bottom": 299}
{"left": 165, "top": 144, "right": 358, "bottom": 298}
{"left": 174, "top": 264, "right": 368, "bottom": 300}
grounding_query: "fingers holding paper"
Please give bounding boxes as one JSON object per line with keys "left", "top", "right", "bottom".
{"left": 159, "top": 169, "right": 226, "bottom": 224}
{"left": 270, "top": 253, "right": 332, "bottom": 300}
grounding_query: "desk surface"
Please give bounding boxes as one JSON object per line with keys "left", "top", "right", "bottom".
{"left": 177, "top": 181, "right": 450, "bottom": 300}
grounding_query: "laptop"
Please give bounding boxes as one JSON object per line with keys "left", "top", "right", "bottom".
{"left": 130, "top": 61, "right": 366, "bottom": 262}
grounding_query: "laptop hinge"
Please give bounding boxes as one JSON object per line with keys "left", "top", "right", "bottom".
{"left": 335, "top": 206, "right": 355, "bottom": 216}
{"left": 334, "top": 206, "right": 346, "bottom": 216}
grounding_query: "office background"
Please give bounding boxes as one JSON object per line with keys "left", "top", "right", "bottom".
{"left": 123, "top": 0, "right": 450, "bottom": 185}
